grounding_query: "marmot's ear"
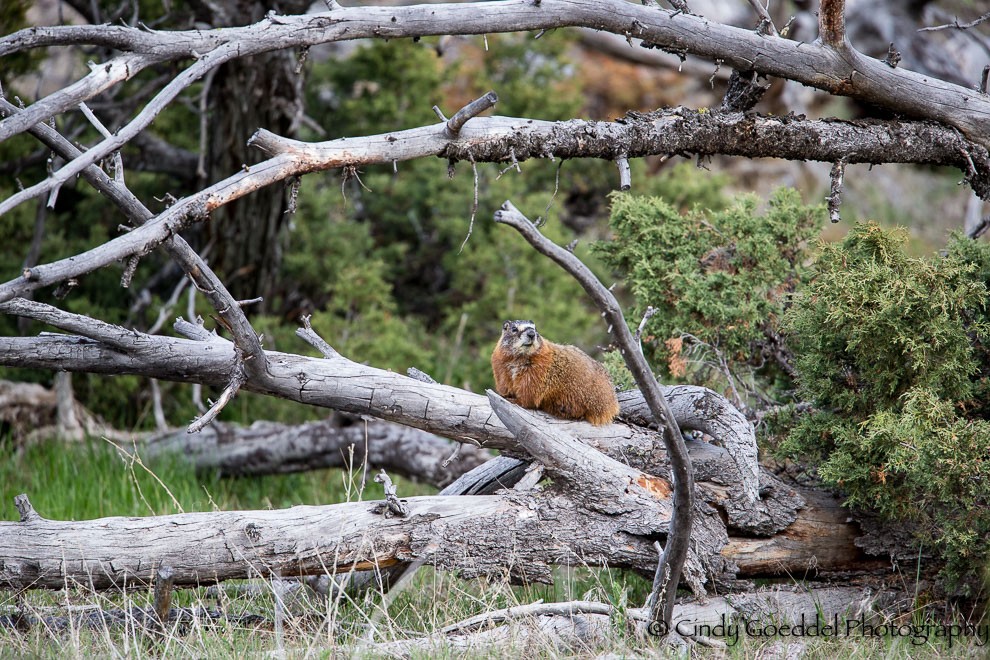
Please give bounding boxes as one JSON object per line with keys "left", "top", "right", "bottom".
{"left": 503, "top": 321, "right": 510, "bottom": 332}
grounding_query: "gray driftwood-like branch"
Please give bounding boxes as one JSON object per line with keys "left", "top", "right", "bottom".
{"left": 4, "top": 109, "right": 988, "bottom": 307}
{"left": 2, "top": 0, "right": 990, "bottom": 228}
{"left": 1, "top": 387, "right": 729, "bottom": 592}
{"left": 143, "top": 417, "right": 492, "bottom": 487}
{"left": 3, "top": 0, "right": 989, "bottom": 142}
{"left": 0, "top": 470, "right": 886, "bottom": 593}
{"left": 493, "top": 201, "right": 694, "bottom": 633}
{"left": 0, "top": 97, "right": 266, "bottom": 390}
{"left": 0, "top": 412, "right": 878, "bottom": 594}
{"left": 371, "top": 586, "right": 890, "bottom": 655}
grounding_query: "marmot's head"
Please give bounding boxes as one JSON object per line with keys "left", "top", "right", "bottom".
{"left": 499, "top": 320, "right": 543, "bottom": 355}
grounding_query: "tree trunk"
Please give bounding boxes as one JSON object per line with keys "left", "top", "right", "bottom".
{"left": 203, "top": 50, "right": 300, "bottom": 308}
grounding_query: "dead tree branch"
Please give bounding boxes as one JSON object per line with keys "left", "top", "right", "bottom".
{"left": 818, "top": 0, "right": 847, "bottom": 49}
{"left": 492, "top": 201, "right": 696, "bottom": 634}
{"left": 444, "top": 91, "right": 499, "bottom": 137}
{"left": 0, "top": 298, "right": 786, "bottom": 532}
{"left": 0, "top": 478, "right": 885, "bottom": 594}
{"left": 0, "top": 97, "right": 266, "bottom": 384}
{"left": 919, "top": 11, "right": 990, "bottom": 33}
{"left": 142, "top": 417, "right": 492, "bottom": 485}
{"left": 370, "top": 586, "right": 892, "bottom": 656}
{"left": 4, "top": 110, "right": 989, "bottom": 308}
{"left": 4, "top": 0, "right": 989, "bottom": 150}
{"left": 1, "top": 394, "right": 733, "bottom": 595}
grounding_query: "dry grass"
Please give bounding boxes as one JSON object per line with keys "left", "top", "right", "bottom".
{"left": 1, "top": 438, "right": 987, "bottom": 657}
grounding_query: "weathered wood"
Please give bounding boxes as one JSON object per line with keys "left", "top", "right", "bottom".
{"left": 144, "top": 416, "right": 492, "bottom": 487}
{"left": 0, "top": 300, "right": 778, "bottom": 527}
{"left": 367, "top": 586, "right": 892, "bottom": 656}
{"left": 3, "top": 0, "right": 989, "bottom": 144}
{"left": 723, "top": 487, "right": 889, "bottom": 577}
{"left": 0, "top": 481, "right": 871, "bottom": 593}
{"left": 0, "top": 429, "right": 877, "bottom": 596}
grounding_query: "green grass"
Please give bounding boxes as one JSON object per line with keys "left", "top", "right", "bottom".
{"left": 1, "top": 437, "right": 987, "bottom": 658}
{"left": 0, "top": 435, "right": 436, "bottom": 521}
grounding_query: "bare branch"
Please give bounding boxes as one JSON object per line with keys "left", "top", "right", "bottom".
{"left": 616, "top": 156, "right": 631, "bottom": 190}
{"left": 0, "top": 297, "right": 146, "bottom": 351}
{"left": 187, "top": 364, "right": 246, "bottom": 434}
{"left": 295, "top": 315, "right": 339, "bottom": 359}
{"left": 145, "top": 416, "right": 491, "bottom": 485}
{"left": 13, "top": 109, "right": 987, "bottom": 310}
{"left": 149, "top": 378, "right": 168, "bottom": 431}
{"left": 0, "top": 53, "right": 159, "bottom": 144}
{"left": 746, "top": 0, "right": 777, "bottom": 37}
{"left": 39, "top": 106, "right": 982, "bottom": 304}
{"left": 440, "top": 600, "right": 615, "bottom": 635}
{"left": 918, "top": 11, "right": 990, "bottom": 33}
{"left": 719, "top": 69, "right": 768, "bottom": 111}
{"left": 493, "top": 201, "right": 695, "bottom": 635}
{"left": 0, "top": 41, "right": 249, "bottom": 218}
{"left": 3, "top": 0, "right": 990, "bottom": 146}
{"left": 0, "top": 97, "right": 266, "bottom": 372}
{"left": 635, "top": 305, "right": 657, "bottom": 344}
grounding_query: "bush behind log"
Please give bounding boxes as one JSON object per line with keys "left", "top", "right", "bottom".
{"left": 783, "top": 224, "right": 990, "bottom": 592}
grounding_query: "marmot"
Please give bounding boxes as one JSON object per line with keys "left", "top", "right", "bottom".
{"left": 491, "top": 320, "right": 620, "bottom": 426}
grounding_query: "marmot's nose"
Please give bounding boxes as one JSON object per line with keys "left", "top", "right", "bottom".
{"left": 524, "top": 328, "right": 536, "bottom": 340}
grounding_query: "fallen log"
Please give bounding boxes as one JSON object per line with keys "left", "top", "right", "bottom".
{"left": 144, "top": 416, "right": 492, "bottom": 487}
{"left": 0, "top": 303, "right": 901, "bottom": 597}
{"left": 0, "top": 409, "right": 886, "bottom": 594}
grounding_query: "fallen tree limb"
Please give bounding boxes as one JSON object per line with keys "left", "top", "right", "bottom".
{"left": 0, "top": 415, "right": 733, "bottom": 593}
{"left": 1, "top": 396, "right": 735, "bottom": 592}
{"left": 369, "top": 586, "right": 897, "bottom": 656}
{"left": 143, "top": 416, "right": 492, "bottom": 487}
{"left": 0, "top": 458, "right": 884, "bottom": 594}
{"left": 0, "top": 605, "right": 268, "bottom": 634}
{"left": 0, "top": 412, "right": 881, "bottom": 595}
{"left": 0, "top": 299, "right": 775, "bottom": 530}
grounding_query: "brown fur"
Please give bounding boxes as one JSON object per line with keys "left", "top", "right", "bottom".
{"left": 491, "top": 320, "right": 620, "bottom": 426}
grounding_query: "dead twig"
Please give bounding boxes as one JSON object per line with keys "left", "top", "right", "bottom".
{"left": 919, "top": 11, "right": 990, "bottom": 33}
{"left": 826, "top": 159, "right": 846, "bottom": 223}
